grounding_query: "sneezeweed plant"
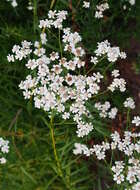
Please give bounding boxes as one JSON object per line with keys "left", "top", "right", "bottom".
{"left": 7, "top": 8, "right": 140, "bottom": 190}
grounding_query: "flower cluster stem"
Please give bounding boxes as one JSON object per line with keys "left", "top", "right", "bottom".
{"left": 33, "top": 0, "right": 38, "bottom": 33}
{"left": 50, "top": 0, "right": 56, "bottom": 9}
{"left": 59, "top": 29, "right": 63, "bottom": 58}
{"left": 126, "top": 108, "right": 130, "bottom": 129}
{"left": 49, "top": 115, "right": 63, "bottom": 177}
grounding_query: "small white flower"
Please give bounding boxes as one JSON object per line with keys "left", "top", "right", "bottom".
{"left": 112, "top": 70, "right": 120, "bottom": 78}
{"left": 7, "top": 54, "right": 15, "bottom": 62}
{"left": 65, "top": 74, "right": 75, "bottom": 86}
{"left": 48, "top": 10, "right": 56, "bottom": 19}
{"left": 76, "top": 122, "right": 93, "bottom": 137}
{"left": 95, "top": 2, "right": 109, "bottom": 19}
{"left": 129, "top": 0, "right": 135, "bottom": 6}
{"left": 91, "top": 56, "right": 98, "bottom": 65}
{"left": 114, "top": 174, "right": 124, "bottom": 184}
{"left": 62, "top": 112, "right": 70, "bottom": 120}
{"left": 73, "top": 143, "right": 90, "bottom": 156}
{"left": 123, "top": 5, "right": 127, "bottom": 10}
{"left": 83, "top": 1, "right": 90, "bottom": 8}
{"left": 40, "top": 33, "right": 47, "bottom": 44}
{"left": 50, "top": 52, "right": 59, "bottom": 61}
{"left": 107, "top": 47, "right": 120, "bottom": 62}
{"left": 120, "top": 52, "right": 127, "bottom": 59}
{"left": 111, "top": 131, "right": 120, "bottom": 143}
{"left": 0, "top": 157, "right": 6, "bottom": 164}
{"left": 95, "top": 11, "right": 103, "bottom": 18}
{"left": 108, "top": 107, "right": 118, "bottom": 119}
{"left": 11, "top": 0, "right": 18, "bottom": 7}
{"left": 124, "top": 97, "right": 135, "bottom": 109}
{"left": 132, "top": 116, "right": 140, "bottom": 126}
{"left": 95, "top": 40, "right": 110, "bottom": 56}
{"left": 108, "top": 78, "right": 126, "bottom": 92}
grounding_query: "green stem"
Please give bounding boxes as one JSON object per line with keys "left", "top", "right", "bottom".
{"left": 49, "top": 115, "right": 63, "bottom": 177}
{"left": 103, "top": 62, "right": 113, "bottom": 76}
{"left": 33, "top": 0, "right": 38, "bottom": 33}
{"left": 50, "top": 0, "right": 56, "bottom": 9}
{"left": 50, "top": 116, "right": 72, "bottom": 190}
{"left": 41, "top": 116, "right": 71, "bottom": 189}
{"left": 110, "top": 151, "right": 113, "bottom": 167}
{"left": 91, "top": 89, "right": 109, "bottom": 99}
{"left": 86, "top": 55, "right": 107, "bottom": 75}
{"left": 40, "top": 115, "right": 63, "bottom": 177}
{"left": 54, "top": 122, "right": 76, "bottom": 126}
{"left": 126, "top": 108, "right": 130, "bottom": 129}
{"left": 59, "top": 29, "right": 63, "bottom": 58}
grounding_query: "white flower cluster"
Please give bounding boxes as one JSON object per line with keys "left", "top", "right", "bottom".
{"left": 7, "top": 10, "right": 128, "bottom": 140}
{"left": 91, "top": 41, "right": 127, "bottom": 94}
{"left": 73, "top": 130, "right": 140, "bottom": 158}
{"left": 128, "top": 0, "right": 135, "bottom": 5}
{"left": 6, "top": 10, "right": 101, "bottom": 138}
{"left": 83, "top": 1, "right": 90, "bottom": 8}
{"left": 112, "top": 161, "right": 125, "bottom": 184}
{"left": 39, "top": 10, "right": 68, "bottom": 29}
{"left": 94, "top": 0, "right": 135, "bottom": 17}
{"left": 124, "top": 97, "right": 135, "bottom": 109}
{"left": 95, "top": 101, "right": 118, "bottom": 119}
{"left": 0, "top": 137, "right": 10, "bottom": 164}
{"left": 132, "top": 116, "right": 140, "bottom": 126}
{"left": 95, "top": 2, "right": 109, "bottom": 19}
{"left": 7, "top": 41, "right": 32, "bottom": 62}
{"left": 74, "top": 130, "right": 140, "bottom": 188}
{"left": 6, "top": 0, "right": 17, "bottom": 7}
{"left": 112, "top": 157, "right": 140, "bottom": 188}
{"left": 123, "top": 0, "right": 136, "bottom": 10}
{"left": 95, "top": 40, "right": 126, "bottom": 62}
{"left": 112, "top": 69, "right": 120, "bottom": 78}
{"left": 73, "top": 143, "right": 90, "bottom": 156}
{"left": 108, "top": 70, "right": 126, "bottom": 92}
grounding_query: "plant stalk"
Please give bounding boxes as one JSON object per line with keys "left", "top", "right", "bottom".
{"left": 50, "top": 115, "right": 63, "bottom": 177}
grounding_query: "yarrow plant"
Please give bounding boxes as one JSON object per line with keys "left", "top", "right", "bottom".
{"left": 7, "top": 7, "right": 140, "bottom": 190}
{"left": 7, "top": 10, "right": 127, "bottom": 138}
